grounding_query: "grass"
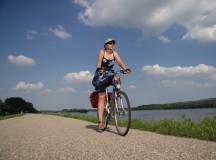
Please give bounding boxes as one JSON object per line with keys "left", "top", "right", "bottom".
{"left": 131, "top": 116, "right": 216, "bottom": 141}
{"left": 47, "top": 112, "right": 216, "bottom": 141}
{"left": 0, "top": 113, "right": 24, "bottom": 120}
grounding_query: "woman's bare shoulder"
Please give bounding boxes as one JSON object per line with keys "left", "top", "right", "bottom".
{"left": 113, "top": 51, "right": 119, "bottom": 54}
{"left": 99, "top": 49, "right": 105, "bottom": 53}
{"left": 113, "top": 51, "right": 119, "bottom": 57}
{"left": 98, "top": 49, "right": 105, "bottom": 57}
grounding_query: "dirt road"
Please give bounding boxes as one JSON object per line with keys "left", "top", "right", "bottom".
{"left": 0, "top": 114, "right": 215, "bottom": 160}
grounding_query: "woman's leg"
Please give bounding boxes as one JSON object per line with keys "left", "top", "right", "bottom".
{"left": 97, "top": 92, "right": 105, "bottom": 129}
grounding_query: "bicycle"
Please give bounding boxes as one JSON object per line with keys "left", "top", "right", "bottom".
{"left": 102, "top": 69, "right": 131, "bottom": 136}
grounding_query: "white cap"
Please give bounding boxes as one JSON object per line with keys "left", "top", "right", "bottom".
{"left": 104, "top": 38, "right": 116, "bottom": 45}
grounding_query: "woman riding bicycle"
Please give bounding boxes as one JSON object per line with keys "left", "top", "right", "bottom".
{"left": 92, "top": 38, "right": 131, "bottom": 131}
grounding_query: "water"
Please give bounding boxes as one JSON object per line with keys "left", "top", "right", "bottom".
{"left": 86, "top": 108, "right": 216, "bottom": 122}
{"left": 131, "top": 108, "right": 216, "bottom": 122}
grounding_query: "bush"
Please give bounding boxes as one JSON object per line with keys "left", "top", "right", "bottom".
{"left": 0, "top": 97, "right": 38, "bottom": 115}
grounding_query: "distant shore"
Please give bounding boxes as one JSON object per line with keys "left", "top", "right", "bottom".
{"left": 40, "top": 97, "right": 216, "bottom": 113}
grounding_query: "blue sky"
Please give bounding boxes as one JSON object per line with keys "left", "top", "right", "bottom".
{"left": 1, "top": 0, "right": 216, "bottom": 110}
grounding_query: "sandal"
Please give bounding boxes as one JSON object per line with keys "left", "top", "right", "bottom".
{"left": 97, "top": 121, "right": 104, "bottom": 132}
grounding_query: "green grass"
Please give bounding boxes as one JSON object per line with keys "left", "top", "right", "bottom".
{"left": 131, "top": 117, "right": 216, "bottom": 141}
{"left": 0, "top": 113, "right": 24, "bottom": 120}
{"left": 47, "top": 112, "right": 216, "bottom": 141}
{"left": 58, "top": 112, "right": 98, "bottom": 123}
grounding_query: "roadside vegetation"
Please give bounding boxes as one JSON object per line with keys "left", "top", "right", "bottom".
{"left": 0, "top": 113, "right": 24, "bottom": 120}
{"left": 41, "top": 108, "right": 92, "bottom": 114}
{"left": 47, "top": 112, "right": 216, "bottom": 141}
{"left": 131, "top": 116, "right": 216, "bottom": 141}
{"left": 0, "top": 97, "right": 39, "bottom": 118}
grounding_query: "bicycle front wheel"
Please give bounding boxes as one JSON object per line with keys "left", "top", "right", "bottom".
{"left": 114, "top": 90, "right": 131, "bottom": 136}
{"left": 102, "top": 109, "right": 109, "bottom": 130}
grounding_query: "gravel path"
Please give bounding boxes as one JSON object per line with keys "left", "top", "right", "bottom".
{"left": 0, "top": 114, "right": 216, "bottom": 160}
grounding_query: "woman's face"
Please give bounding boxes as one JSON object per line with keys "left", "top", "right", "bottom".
{"left": 105, "top": 42, "right": 114, "bottom": 50}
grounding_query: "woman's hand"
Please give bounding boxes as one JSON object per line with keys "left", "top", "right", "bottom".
{"left": 122, "top": 68, "right": 131, "bottom": 74}
{"left": 96, "top": 68, "right": 105, "bottom": 75}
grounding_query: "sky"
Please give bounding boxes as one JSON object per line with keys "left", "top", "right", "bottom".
{"left": 1, "top": 0, "right": 216, "bottom": 110}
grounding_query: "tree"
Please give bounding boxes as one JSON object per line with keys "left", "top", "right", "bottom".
{"left": 4, "top": 97, "right": 38, "bottom": 114}
{"left": 0, "top": 99, "right": 8, "bottom": 115}
{"left": 0, "top": 102, "right": 4, "bottom": 115}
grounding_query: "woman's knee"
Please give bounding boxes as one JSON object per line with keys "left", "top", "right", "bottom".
{"left": 98, "top": 93, "right": 105, "bottom": 100}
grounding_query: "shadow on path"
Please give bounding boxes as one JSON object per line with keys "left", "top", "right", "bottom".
{"left": 85, "top": 125, "right": 118, "bottom": 135}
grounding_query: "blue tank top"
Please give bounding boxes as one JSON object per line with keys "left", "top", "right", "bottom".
{"left": 101, "top": 50, "right": 115, "bottom": 70}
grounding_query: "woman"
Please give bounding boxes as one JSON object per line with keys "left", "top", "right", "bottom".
{"left": 92, "top": 38, "right": 131, "bottom": 131}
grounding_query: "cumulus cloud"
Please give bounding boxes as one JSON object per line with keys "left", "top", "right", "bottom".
{"left": 143, "top": 64, "right": 216, "bottom": 76}
{"left": 158, "top": 35, "right": 171, "bottom": 43}
{"left": 26, "top": 30, "right": 38, "bottom": 40}
{"left": 63, "top": 70, "right": 93, "bottom": 82}
{"left": 58, "top": 87, "right": 76, "bottom": 94}
{"left": 182, "top": 25, "right": 216, "bottom": 42}
{"left": 8, "top": 55, "right": 36, "bottom": 66}
{"left": 15, "top": 82, "right": 44, "bottom": 91}
{"left": 161, "top": 80, "right": 209, "bottom": 88}
{"left": 74, "top": 0, "right": 216, "bottom": 42}
{"left": 48, "top": 25, "right": 72, "bottom": 40}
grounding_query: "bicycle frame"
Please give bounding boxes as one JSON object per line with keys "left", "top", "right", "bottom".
{"left": 104, "top": 70, "right": 129, "bottom": 122}
{"left": 104, "top": 70, "right": 123, "bottom": 115}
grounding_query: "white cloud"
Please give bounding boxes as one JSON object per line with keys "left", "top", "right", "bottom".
{"left": 182, "top": 25, "right": 216, "bottom": 42}
{"left": 158, "top": 35, "right": 171, "bottom": 43}
{"left": 15, "top": 82, "right": 44, "bottom": 91}
{"left": 143, "top": 64, "right": 216, "bottom": 76}
{"left": 58, "top": 87, "right": 76, "bottom": 94}
{"left": 63, "top": 70, "right": 93, "bottom": 82}
{"left": 26, "top": 30, "right": 38, "bottom": 40}
{"left": 128, "top": 85, "right": 136, "bottom": 90}
{"left": 74, "top": 0, "right": 89, "bottom": 8}
{"left": 74, "top": 0, "right": 216, "bottom": 42}
{"left": 161, "top": 80, "right": 209, "bottom": 88}
{"left": 8, "top": 55, "right": 36, "bottom": 66}
{"left": 48, "top": 25, "right": 72, "bottom": 40}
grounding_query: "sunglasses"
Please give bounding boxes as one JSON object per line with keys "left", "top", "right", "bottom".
{"left": 106, "top": 41, "right": 114, "bottom": 45}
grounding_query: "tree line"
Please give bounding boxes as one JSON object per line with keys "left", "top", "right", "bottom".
{"left": 133, "top": 98, "right": 216, "bottom": 110}
{"left": 0, "top": 97, "right": 39, "bottom": 115}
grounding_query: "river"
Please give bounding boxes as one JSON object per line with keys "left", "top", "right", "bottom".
{"left": 86, "top": 108, "right": 216, "bottom": 122}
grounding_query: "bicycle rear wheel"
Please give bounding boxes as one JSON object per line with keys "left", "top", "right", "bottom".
{"left": 114, "top": 90, "right": 131, "bottom": 136}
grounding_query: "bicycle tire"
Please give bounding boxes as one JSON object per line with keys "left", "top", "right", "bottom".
{"left": 102, "top": 109, "right": 109, "bottom": 130}
{"left": 114, "top": 90, "right": 131, "bottom": 136}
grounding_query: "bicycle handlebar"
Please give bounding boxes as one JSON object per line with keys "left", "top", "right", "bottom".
{"left": 103, "top": 69, "right": 131, "bottom": 76}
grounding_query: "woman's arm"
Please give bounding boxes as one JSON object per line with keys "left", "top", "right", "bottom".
{"left": 96, "top": 49, "right": 104, "bottom": 69}
{"left": 113, "top": 51, "right": 127, "bottom": 70}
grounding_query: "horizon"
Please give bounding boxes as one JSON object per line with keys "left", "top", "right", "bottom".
{"left": 2, "top": 96, "right": 214, "bottom": 111}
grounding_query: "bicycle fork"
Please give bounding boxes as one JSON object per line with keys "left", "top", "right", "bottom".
{"left": 114, "top": 91, "right": 126, "bottom": 114}
{"left": 105, "top": 88, "right": 110, "bottom": 114}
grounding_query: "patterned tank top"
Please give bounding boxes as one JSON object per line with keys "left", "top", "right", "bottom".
{"left": 101, "top": 50, "right": 115, "bottom": 70}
